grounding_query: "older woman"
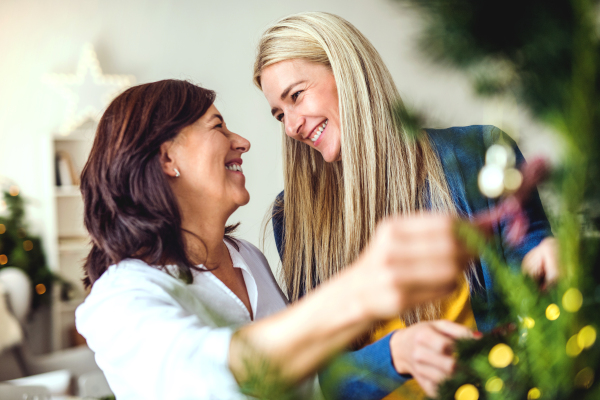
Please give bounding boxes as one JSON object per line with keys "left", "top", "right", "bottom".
{"left": 253, "top": 12, "right": 557, "bottom": 399}
{"left": 75, "top": 79, "right": 470, "bottom": 400}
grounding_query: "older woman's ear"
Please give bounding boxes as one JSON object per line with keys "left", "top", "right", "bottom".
{"left": 159, "top": 141, "right": 180, "bottom": 178}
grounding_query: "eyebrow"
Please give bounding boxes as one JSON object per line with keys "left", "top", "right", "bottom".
{"left": 208, "top": 114, "right": 224, "bottom": 122}
{"left": 271, "top": 80, "right": 306, "bottom": 116}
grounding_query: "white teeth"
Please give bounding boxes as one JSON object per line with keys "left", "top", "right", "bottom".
{"left": 310, "top": 120, "right": 328, "bottom": 142}
{"left": 225, "top": 164, "right": 243, "bottom": 173}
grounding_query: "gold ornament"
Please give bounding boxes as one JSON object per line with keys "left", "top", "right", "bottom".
{"left": 485, "top": 377, "right": 503, "bottom": 393}
{"left": 527, "top": 388, "right": 541, "bottom": 399}
{"left": 566, "top": 334, "right": 583, "bottom": 357}
{"left": 575, "top": 367, "right": 594, "bottom": 389}
{"left": 488, "top": 343, "right": 514, "bottom": 368}
{"left": 578, "top": 326, "right": 596, "bottom": 349}
{"left": 8, "top": 185, "right": 19, "bottom": 196}
{"left": 455, "top": 384, "right": 479, "bottom": 400}
{"left": 23, "top": 240, "right": 33, "bottom": 251}
{"left": 562, "top": 288, "right": 583, "bottom": 312}
{"left": 0, "top": 254, "right": 7, "bottom": 265}
{"left": 43, "top": 43, "right": 135, "bottom": 135}
{"left": 0, "top": 224, "right": 5, "bottom": 234}
{"left": 546, "top": 304, "right": 560, "bottom": 320}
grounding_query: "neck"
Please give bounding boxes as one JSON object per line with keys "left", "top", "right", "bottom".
{"left": 178, "top": 198, "right": 235, "bottom": 268}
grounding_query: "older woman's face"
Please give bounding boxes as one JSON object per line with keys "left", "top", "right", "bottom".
{"left": 168, "top": 105, "right": 251, "bottom": 212}
{"left": 261, "top": 59, "right": 341, "bottom": 162}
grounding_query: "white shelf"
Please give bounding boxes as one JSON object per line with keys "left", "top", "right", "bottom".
{"left": 55, "top": 186, "right": 81, "bottom": 197}
{"left": 58, "top": 237, "right": 90, "bottom": 253}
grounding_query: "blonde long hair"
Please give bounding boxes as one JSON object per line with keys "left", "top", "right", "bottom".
{"left": 254, "top": 12, "right": 459, "bottom": 325}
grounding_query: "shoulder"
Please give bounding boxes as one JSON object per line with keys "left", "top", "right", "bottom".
{"left": 76, "top": 259, "right": 191, "bottom": 330}
{"left": 234, "top": 238, "right": 268, "bottom": 264}
{"left": 425, "top": 125, "right": 510, "bottom": 154}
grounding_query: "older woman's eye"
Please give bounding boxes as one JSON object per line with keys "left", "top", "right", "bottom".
{"left": 215, "top": 123, "right": 223, "bottom": 129}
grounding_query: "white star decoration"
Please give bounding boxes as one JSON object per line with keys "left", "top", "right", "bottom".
{"left": 44, "top": 43, "right": 135, "bottom": 135}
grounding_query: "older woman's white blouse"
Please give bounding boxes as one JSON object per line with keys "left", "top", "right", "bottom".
{"left": 75, "top": 239, "right": 289, "bottom": 400}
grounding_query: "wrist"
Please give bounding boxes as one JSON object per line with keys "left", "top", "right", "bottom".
{"left": 390, "top": 329, "right": 412, "bottom": 375}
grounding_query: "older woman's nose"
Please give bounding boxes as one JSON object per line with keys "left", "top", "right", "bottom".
{"left": 231, "top": 132, "right": 250, "bottom": 152}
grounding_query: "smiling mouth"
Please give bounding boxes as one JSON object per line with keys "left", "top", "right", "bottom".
{"left": 310, "top": 120, "right": 328, "bottom": 143}
{"left": 225, "top": 163, "right": 243, "bottom": 173}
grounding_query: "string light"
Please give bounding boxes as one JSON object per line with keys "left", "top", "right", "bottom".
{"left": 43, "top": 43, "right": 135, "bottom": 135}
{"left": 523, "top": 317, "right": 535, "bottom": 329}
{"left": 23, "top": 240, "right": 33, "bottom": 251}
{"left": 0, "top": 201, "right": 6, "bottom": 212}
{"left": 489, "top": 343, "right": 514, "bottom": 368}
{"left": 8, "top": 185, "right": 19, "bottom": 196}
{"left": 566, "top": 334, "right": 582, "bottom": 357}
{"left": 485, "top": 377, "right": 503, "bottom": 392}
{"left": 478, "top": 165, "right": 505, "bottom": 198}
{"left": 455, "top": 384, "right": 479, "bottom": 400}
{"left": 527, "top": 388, "right": 541, "bottom": 399}
{"left": 562, "top": 288, "right": 583, "bottom": 312}
{"left": 0, "top": 224, "right": 5, "bottom": 234}
{"left": 0, "top": 254, "right": 7, "bottom": 265}
{"left": 503, "top": 168, "right": 523, "bottom": 192}
{"left": 577, "top": 326, "right": 596, "bottom": 349}
{"left": 479, "top": 144, "right": 521, "bottom": 198}
{"left": 574, "top": 367, "right": 594, "bottom": 389}
{"left": 35, "top": 284, "right": 46, "bottom": 295}
{"left": 546, "top": 304, "right": 560, "bottom": 320}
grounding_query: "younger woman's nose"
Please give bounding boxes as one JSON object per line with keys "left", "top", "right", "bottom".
{"left": 284, "top": 111, "right": 304, "bottom": 139}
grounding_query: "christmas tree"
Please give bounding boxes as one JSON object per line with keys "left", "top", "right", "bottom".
{"left": 391, "top": 0, "right": 600, "bottom": 398}
{"left": 0, "top": 186, "right": 54, "bottom": 311}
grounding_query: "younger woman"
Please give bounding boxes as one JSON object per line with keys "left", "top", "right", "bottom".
{"left": 253, "top": 12, "right": 557, "bottom": 399}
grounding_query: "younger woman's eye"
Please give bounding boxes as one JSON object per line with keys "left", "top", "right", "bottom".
{"left": 276, "top": 113, "right": 284, "bottom": 122}
{"left": 291, "top": 90, "right": 302, "bottom": 101}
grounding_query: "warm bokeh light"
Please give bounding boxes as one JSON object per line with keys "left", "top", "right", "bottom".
{"left": 23, "top": 240, "right": 33, "bottom": 251}
{"left": 455, "top": 383, "right": 479, "bottom": 400}
{"left": 574, "top": 367, "right": 595, "bottom": 389}
{"left": 566, "top": 334, "right": 582, "bottom": 357}
{"left": 527, "top": 388, "right": 541, "bottom": 399}
{"left": 485, "top": 377, "right": 503, "bottom": 393}
{"left": 0, "top": 224, "right": 5, "bottom": 234}
{"left": 489, "top": 343, "right": 514, "bottom": 368}
{"left": 0, "top": 254, "right": 7, "bottom": 265}
{"left": 503, "top": 168, "right": 523, "bottom": 192}
{"left": 562, "top": 288, "right": 583, "bottom": 313}
{"left": 478, "top": 164, "right": 505, "bottom": 198}
{"left": 9, "top": 185, "right": 19, "bottom": 196}
{"left": 523, "top": 317, "right": 535, "bottom": 329}
{"left": 36, "top": 284, "right": 47, "bottom": 295}
{"left": 546, "top": 304, "right": 560, "bottom": 320}
{"left": 578, "top": 326, "right": 597, "bottom": 349}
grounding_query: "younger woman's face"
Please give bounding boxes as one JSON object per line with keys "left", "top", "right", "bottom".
{"left": 166, "top": 104, "right": 251, "bottom": 213}
{"left": 260, "top": 59, "right": 341, "bottom": 162}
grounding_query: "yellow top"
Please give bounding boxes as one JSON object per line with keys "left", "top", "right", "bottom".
{"left": 368, "top": 275, "right": 477, "bottom": 400}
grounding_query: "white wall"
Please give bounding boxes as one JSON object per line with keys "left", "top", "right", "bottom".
{"left": 0, "top": 0, "right": 560, "bottom": 276}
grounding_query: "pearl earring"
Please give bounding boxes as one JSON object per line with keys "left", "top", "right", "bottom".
{"left": 174, "top": 168, "right": 180, "bottom": 177}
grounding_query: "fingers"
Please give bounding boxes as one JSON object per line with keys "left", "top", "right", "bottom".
{"left": 522, "top": 237, "right": 560, "bottom": 288}
{"left": 430, "top": 320, "right": 476, "bottom": 340}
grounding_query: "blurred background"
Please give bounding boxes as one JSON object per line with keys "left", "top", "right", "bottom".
{"left": 0, "top": 0, "right": 561, "bottom": 398}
